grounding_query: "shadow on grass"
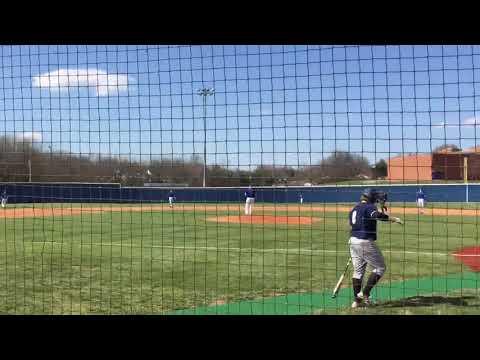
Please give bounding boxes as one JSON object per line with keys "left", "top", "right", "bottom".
{"left": 379, "top": 295, "right": 477, "bottom": 308}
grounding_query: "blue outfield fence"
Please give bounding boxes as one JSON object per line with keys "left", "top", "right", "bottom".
{"left": 0, "top": 182, "right": 478, "bottom": 204}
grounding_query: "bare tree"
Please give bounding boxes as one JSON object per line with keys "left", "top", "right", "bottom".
{"left": 309, "top": 151, "right": 372, "bottom": 183}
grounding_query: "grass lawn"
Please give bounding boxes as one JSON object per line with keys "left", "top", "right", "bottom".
{"left": 0, "top": 202, "right": 478, "bottom": 314}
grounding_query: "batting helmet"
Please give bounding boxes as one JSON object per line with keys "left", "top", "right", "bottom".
{"left": 378, "top": 191, "right": 387, "bottom": 203}
{"left": 360, "top": 188, "right": 379, "bottom": 203}
{"left": 361, "top": 189, "right": 388, "bottom": 204}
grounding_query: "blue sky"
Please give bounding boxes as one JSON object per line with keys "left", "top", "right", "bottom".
{"left": 2, "top": 45, "right": 480, "bottom": 170}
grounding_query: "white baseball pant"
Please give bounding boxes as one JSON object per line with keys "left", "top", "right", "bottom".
{"left": 349, "top": 237, "right": 386, "bottom": 279}
{"left": 245, "top": 197, "right": 255, "bottom": 215}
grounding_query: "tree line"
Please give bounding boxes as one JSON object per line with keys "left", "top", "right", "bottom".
{"left": 0, "top": 136, "right": 388, "bottom": 186}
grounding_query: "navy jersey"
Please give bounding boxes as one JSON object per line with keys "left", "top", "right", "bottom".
{"left": 349, "top": 202, "right": 389, "bottom": 241}
{"left": 245, "top": 189, "right": 255, "bottom": 198}
{"left": 168, "top": 191, "right": 175, "bottom": 198}
{"left": 416, "top": 190, "right": 425, "bottom": 200}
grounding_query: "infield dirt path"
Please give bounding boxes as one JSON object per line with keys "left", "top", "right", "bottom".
{"left": 0, "top": 203, "right": 478, "bottom": 219}
{"left": 208, "top": 215, "right": 322, "bottom": 225}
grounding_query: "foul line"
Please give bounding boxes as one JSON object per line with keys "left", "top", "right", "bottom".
{"left": 27, "top": 240, "right": 456, "bottom": 257}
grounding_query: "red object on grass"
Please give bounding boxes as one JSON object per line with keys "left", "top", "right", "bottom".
{"left": 452, "top": 246, "right": 480, "bottom": 272}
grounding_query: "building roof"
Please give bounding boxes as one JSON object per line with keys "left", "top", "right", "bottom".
{"left": 464, "top": 146, "right": 480, "bottom": 153}
{"left": 435, "top": 148, "right": 459, "bottom": 153}
{"left": 388, "top": 154, "right": 432, "bottom": 162}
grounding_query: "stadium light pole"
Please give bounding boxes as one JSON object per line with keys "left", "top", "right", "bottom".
{"left": 197, "top": 88, "right": 215, "bottom": 187}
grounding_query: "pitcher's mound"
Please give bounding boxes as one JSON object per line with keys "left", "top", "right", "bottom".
{"left": 207, "top": 215, "right": 321, "bottom": 225}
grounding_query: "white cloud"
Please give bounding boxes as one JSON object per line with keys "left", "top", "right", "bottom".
{"left": 433, "top": 121, "right": 458, "bottom": 129}
{"left": 463, "top": 116, "right": 480, "bottom": 126}
{"left": 436, "top": 116, "right": 480, "bottom": 128}
{"left": 32, "top": 68, "right": 129, "bottom": 96}
{"left": 432, "top": 117, "right": 480, "bottom": 129}
{"left": 16, "top": 132, "right": 42, "bottom": 142}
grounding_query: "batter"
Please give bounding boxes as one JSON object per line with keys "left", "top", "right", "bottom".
{"left": 348, "top": 189, "right": 403, "bottom": 308}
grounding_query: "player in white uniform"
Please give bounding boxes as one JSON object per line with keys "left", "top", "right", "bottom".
{"left": 1, "top": 189, "right": 7, "bottom": 209}
{"left": 244, "top": 186, "right": 255, "bottom": 215}
{"left": 299, "top": 193, "right": 303, "bottom": 204}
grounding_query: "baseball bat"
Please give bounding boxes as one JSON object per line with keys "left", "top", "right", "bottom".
{"left": 331, "top": 257, "right": 352, "bottom": 298}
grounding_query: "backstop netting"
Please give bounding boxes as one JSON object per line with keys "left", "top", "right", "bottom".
{"left": 1, "top": 45, "right": 479, "bottom": 314}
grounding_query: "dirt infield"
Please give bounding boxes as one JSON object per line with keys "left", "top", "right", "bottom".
{"left": 453, "top": 246, "right": 480, "bottom": 272}
{"left": 1, "top": 203, "right": 479, "bottom": 219}
{"left": 0, "top": 207, "right": 105, "bottom": 219}
{"left": 207, "top": 215, "right": 321, "bottom": 225}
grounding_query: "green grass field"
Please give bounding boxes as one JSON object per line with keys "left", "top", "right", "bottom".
{"left": 0, "top": 202, "right": 479, "bottom": 314}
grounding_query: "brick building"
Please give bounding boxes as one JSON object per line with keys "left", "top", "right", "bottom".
{"left": 387, "top": 154, "right": 432, "bottom": 181}
{"left": 387, "top": 146, "right": 480, "bottom": 181}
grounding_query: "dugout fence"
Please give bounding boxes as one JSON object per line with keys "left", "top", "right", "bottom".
{"left": 1, "top": 182, "right": 479, "bottom": 203}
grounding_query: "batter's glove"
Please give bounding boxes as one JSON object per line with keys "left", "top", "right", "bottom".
{"left": 377, "top": 191, "right": 388, "bottom": 213}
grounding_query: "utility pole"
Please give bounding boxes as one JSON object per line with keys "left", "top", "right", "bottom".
{"left": 464, "top": 156, "right": 469, "bottom": 203}
{"left": 197, "top": 88, "right": 215, "bottom": 187}
{"left": 28, "top": 140, "right": 32, "bottom": 183}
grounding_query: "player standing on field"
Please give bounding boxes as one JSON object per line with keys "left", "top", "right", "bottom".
{"left": 244, "top": 186, "right": 255, "bottom": 215}
{"left": 416, "top": 188, "right": 425, "bottom": 214}
{"left": 168, "top": 189, "right": 175, "bottom": 208}
{"left": 299, "top": 193, "right": 303, "bottom": 204}
{"left": 1, "top": 188, "right": 7, "bottom": 209}
{"left": 348, "top": 189, "right": 403, "bottom": 308}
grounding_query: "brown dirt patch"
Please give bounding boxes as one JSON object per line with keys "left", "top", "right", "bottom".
{"left": 207, "top": 215, "right": 321, "bottom": 225}
{"left": 1, "top": 203, "right": 478, "bottom": 219}
{"left": 453, "top": 246, "right": 480, "bottom": 272}
{"left": 0, "top": 207, "right": 105, "bottom": 219}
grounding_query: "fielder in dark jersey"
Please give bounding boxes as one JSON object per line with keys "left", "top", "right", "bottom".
{"left": 168, "top": 190, "right": 175, "bottom": 208}
{"left": 348, "top": 189, "right": 403, "bottom": 308}
{"left": 244, "top": 186, "right": 255, "bottom": 215}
